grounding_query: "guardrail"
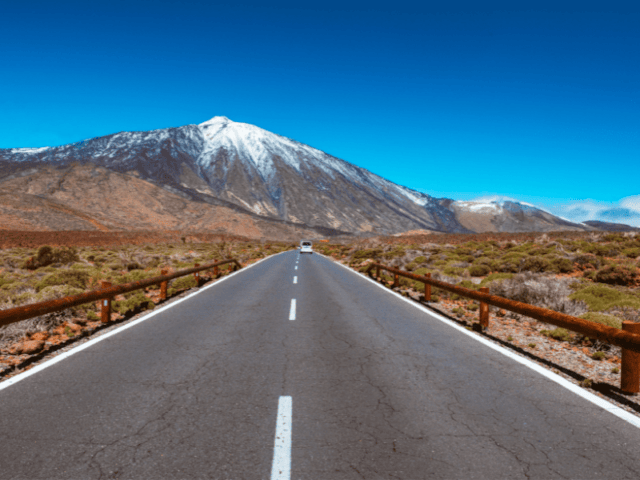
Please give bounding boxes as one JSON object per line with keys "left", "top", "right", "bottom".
{"left": 366, "top": 262, "right": 640, "bottom": 394}
{"left": 0, "top": 258, "right": 242, "bottom": 328}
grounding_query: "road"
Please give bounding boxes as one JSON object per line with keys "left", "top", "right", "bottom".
{"left": 1, "top": 250, "right": 640, "bottom": 479}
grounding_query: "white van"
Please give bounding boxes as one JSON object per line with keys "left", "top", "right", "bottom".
{"left": 300, "top": 240, "right": 313, "bottom": 254}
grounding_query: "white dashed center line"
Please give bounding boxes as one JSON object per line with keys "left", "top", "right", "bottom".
{"left": 293, "top": 276, "right": 297, "bottom": 284}
{"left": 271, "top": 396, "right": 292, "bottom": 480}
{"left": 289, "top": 299, "right": 296, "bottom": 320}
{"left": 295, "top": 266, "right": 298, "bottom": 270}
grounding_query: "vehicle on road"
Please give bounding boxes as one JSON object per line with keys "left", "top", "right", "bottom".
{"left": 300, "top": 240, "right": 313, "bottom": 254}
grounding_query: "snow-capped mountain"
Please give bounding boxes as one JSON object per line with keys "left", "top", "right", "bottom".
{"left": 443, "top": 197, "right": 590, "bottom": 233}
{"left": 0, "top": 117, "right": 591, "bottom": 234}
{"left": 0, "top": 116, "right": 469, "bottom": 234}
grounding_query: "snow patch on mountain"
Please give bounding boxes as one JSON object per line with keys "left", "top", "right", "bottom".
{"left": 10, "top": 147, "right": 51, "bottom": 154}
{"left": 455, "top": 196, "right": 545, "bottom": 214}
{"left": 197, "top": 116, "right": 368, "bottom": 184}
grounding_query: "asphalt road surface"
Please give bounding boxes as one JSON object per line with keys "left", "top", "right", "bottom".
{"left": 1, "top": 250, "right": 640, "bottom": 479}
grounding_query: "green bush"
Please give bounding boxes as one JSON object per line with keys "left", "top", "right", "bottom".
{"left": 118, "top": 270, "right": 153, "bottom": 284}
{"left": 584, "top": 243, "right": 620, "bottom": 257}
{"left": 541, "top": 328, "right": 572, "bottom": 342}
{"left": 521, "top": 256, "right": 551, "bottom": 273}
{"left": 474, "top": 256, "right": 494, "bottom": 266}
{"left": 170, "top": 275, "right": 198, "bottom": 292}
{"left": 498, "top": 252, "right": 526, "bottom": 272}
{"left": 414, "top": 256, "right": 427, "bottom": 264}
{"left": 458, "top": 280, "right": 476, "bottom": 289}
{"left": 0, "top": 276, "right": 15, "bottom": 290}
{"left": 113, "top": 291, "right": 154, "bottom": 314}
{"left": 496, "top": 261, "right": 520, "bottom": 273}
{"left": 580, "top": 312, "right": 623, "bottom": 330}
{"left": 622, "top": 247, "right": 640, "bottom": 259}
{"left": 352, "top": 248, "right": 382, "bottom": 261}
{"left": 569, "top": 284, "right": 640, "bottom": 312}
{"left": 480, "top": 272, "right": 514, "bottom": 285}
{"left": 35, "top": 270, "right": 91, "bottom": 292}
{"left": 444, "top": 266, "right": 464, "bottom": 276}
{"left": 551, "top": 257, "right": 575, "bottom": 273}
{"left": 382, "top": 247, "right": 406, "bottom": 259}
{"left": 413, "top": 267, "right": 432, "bottom": 276}
{"left": 469, "top": 264, "right": 491, "bottom": 277}
{"left": 38, "top": 284, "right": 84, "bottom": 298}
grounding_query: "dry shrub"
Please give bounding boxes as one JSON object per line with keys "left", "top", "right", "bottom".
{"left": 490, "top": 273, "right": 587, "bottom": 316}
{"left": 0, "top": 311, "right": 73, "bottom": 352}
{"left": 594, "top": 265, "right": 638, "bottom": 286}
{"left": 574, "top": 253, "right": 601, "bottom": 269}
{"left": 23, "top": 246, "right": 79, "bottom": 270}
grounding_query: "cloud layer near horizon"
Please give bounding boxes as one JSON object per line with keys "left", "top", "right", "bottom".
{"left": 540, "top": 196, "right": 640, "bottom": 227}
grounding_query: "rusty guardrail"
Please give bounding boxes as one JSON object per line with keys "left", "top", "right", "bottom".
{"left": 366, "top": 261, "right": 640, "bottom": 393}
{"left": 0, "top": 258, "right": 242, "bottom": 328}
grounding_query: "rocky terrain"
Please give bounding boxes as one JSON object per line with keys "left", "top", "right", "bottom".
{"left": 0, "top": 164, "right": 346, "bottom": 240}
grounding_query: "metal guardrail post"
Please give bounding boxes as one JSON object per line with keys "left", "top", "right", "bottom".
{"left": 99, "top": 281, "right": 112, "bottom": 323}
{"left": 425, "top": 273, "right": 431, "bottom": 301}
{"left": 622, "top": 321, "right": 640, "bottom": 394}
{"left": 393, "top": 273, "right": 399, "bottom": 288}
{"left": 214, "top": 265, "right": 219, "bottom": 277}
{"left": 160, "top": 268, "right": 169, "bottom": 300}
{"left": 479, "top": 287, "right": 489, "bottom": 328}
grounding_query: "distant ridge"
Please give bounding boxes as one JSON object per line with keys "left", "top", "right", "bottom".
{"left": 582, "top": 220, "right": 640, "bottom": 232}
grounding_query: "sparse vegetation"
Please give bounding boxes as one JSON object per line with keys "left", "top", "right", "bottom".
{"left": 541, "top": 328, "right": 572, "bottom": 342}
{"left": 0, "top": 237, "right": 296, "bottom": 354}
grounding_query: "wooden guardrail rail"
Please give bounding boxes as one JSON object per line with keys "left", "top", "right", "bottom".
{"left": 0, "top": 258, "right": 241, "bottom": 328}
{"left": 366, "top": 262, "right": 640, "bottom": 394}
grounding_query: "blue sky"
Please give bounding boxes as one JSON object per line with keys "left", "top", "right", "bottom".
{"left": 2, "top": 0, "right": 639, "bottom": 225}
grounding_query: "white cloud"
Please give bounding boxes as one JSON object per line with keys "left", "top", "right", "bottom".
{"left": 416, "top": 188, "right": 640, "bottom": 227}
{"left": 543, "top": 196, "right": 640, "bottom": 227}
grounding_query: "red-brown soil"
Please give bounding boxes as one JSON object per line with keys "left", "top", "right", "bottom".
{"left": 0, "top": 230, "right": 255, "bottom": 249}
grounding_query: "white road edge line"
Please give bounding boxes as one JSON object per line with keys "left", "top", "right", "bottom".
{"left": 293, "top": 276, "right": 297, "bottom": 284}
{"left": 271, "top": 395, "right": 292, "bottom": 480}
{"left": 0, "top": 251, "right": 290, "bottom": 392}
{"left": 289, "top": 299, "right": 296, "bottom": 321}
{"left": 318, "top": 253, "right": 640, "bottom": 430}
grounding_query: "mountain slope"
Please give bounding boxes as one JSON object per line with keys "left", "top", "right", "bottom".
{"left": 0, "top": 117, "right": 591, "bottom": 235}
{"left": 0, "top": 117, "right": 471, "bottom": 235}
{"left": 582, "top": 220, "right": 640, "bottom": 232}
{"left": 443, "top": 197, "right": 592, "bottom": 233}
{"left": 0, "top": 164, "right": 348, "bottom": 239}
